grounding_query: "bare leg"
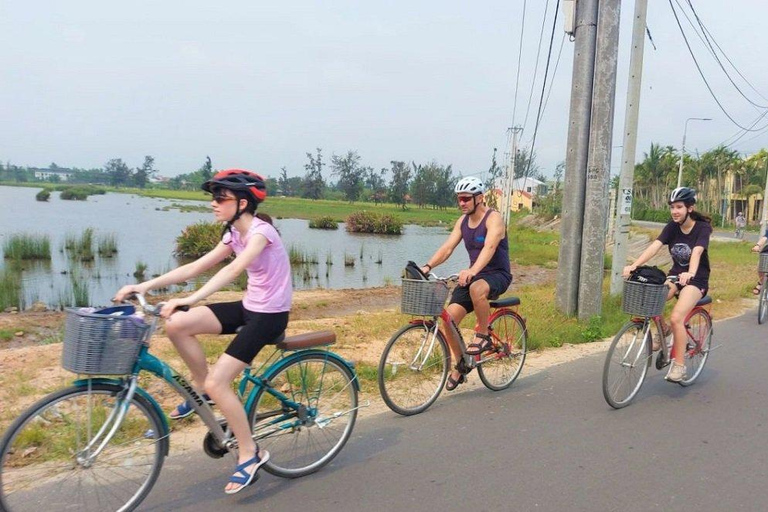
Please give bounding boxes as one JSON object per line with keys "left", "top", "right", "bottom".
{"left": 669, "top": 285, "right": 703, "bottom": 365}
{"left": 469, "top": 279, "right": 492, "bottom": 335}
{"left": 164, "top": 306, "right": 222, "bottom": 390}
{"left": 204, "top": 354, "right": 262, "bottom": 493}
{"left": 444, "top": 303, "right": 468, "bottom": 383}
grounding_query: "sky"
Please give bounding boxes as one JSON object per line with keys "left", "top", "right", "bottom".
{"left": 2, "top": 1, "right": 767, "bottom": 180}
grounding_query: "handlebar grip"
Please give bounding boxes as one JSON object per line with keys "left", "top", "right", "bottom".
{"left": 177, "top": 305, "right": 190, "bottom": 312}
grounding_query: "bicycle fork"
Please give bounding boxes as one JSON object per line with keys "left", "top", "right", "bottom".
{"left": 409, "top": 322, "right": 442, "bottom": 371}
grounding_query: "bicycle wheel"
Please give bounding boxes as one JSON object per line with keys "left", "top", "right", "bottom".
{"left": 248, "top": 353, "right": 358, "bottom": 478}
{"left": 602, "top": 321, "right": 652, "bottom": 409}
{"left": 0, "top": 382, "right": 167, "bottom": 512}
{"left": 679, "top": 309, "right": 712, "bottom": 386}
{"left": 759, "top": 283, "right": 768, "bottom": 325}
{"left": 377, "top": 323, "right": 449, "bottom": 416}
{"left": 478, "top": 311, "right": 527, "bottom": 391}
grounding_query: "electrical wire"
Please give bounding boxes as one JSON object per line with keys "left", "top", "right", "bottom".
{"left": 511, "top": 0, "right": 527, "bottom": 128}
{"left": 668, "top": 0, "right": 767, "bottom": 132}
{"left": 521, "top": 0, "right": 551, "bottom": 134}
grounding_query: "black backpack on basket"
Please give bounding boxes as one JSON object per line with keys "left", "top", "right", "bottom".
{"left": 628, "top": 265, "right": 666, "bottom": 285}
{"left": 403, "top": 260, "right": 429, "bottom": 281}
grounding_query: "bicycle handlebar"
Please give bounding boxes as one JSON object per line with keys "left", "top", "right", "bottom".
{"left": 427, "top": 273, "right": 459, "bottom": 282}
{"left": 123, "top": 292, "right": 189, "bottom": 317}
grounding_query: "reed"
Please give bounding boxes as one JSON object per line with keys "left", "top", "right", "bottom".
{"left": 3, "top": 234, "right": 51, "bottom": 260}
{"left": 344, "top": 253, "right": 355, "bottom": 267}
{"left": 0, "top": 268, "right": 24, "bottom": 310}
{"left": 97, "top": 233, "right": 118, "bottom": 257}
{"left": 63, "top": 228, "right": 95, "bottom": 262}
{"left": 133, "top": 261, "right": 148, "bottom": 280}
{"left": 308, "top": 216, "right": 339, "bottom": 230}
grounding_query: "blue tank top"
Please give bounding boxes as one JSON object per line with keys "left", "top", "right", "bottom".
{"left": 461, "top": 209, "right": 511, "bottom": 279}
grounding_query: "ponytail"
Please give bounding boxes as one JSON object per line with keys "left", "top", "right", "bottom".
{"left": 690, "top": 211, "right": 711, "bottom": 223}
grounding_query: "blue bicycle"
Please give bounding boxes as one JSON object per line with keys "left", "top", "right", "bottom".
{"left": 0, "top": 293, "right": 360, "bottom": 512}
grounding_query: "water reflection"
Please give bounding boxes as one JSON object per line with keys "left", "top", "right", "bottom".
{"left": 0, "top": 186, "right": 468, "bottom": 308}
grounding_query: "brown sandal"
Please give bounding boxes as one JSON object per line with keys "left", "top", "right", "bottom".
{"left": 753, "top": 282, "right": 762, "bottom": 296}
{"left": 465, "top": 333, "right": 493, "bottom": 356}
{"left": 445, "top": 372, "right": 466, "bottom": 391}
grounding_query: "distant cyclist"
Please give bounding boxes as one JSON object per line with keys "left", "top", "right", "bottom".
{"left": 622, "top": 187, "right": 712, "bottom": 382}
{"left": 735, "top": 212, "right": 746, "bottom": 239}
{"left": 115, "top": 169, "right": 291, "bottom": 494}
{"left": 420, "top": 176, "right": 512, "bottom": 391}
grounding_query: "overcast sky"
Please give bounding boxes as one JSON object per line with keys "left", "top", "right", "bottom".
{"left": 2, "top": 1, "right": 767, "bottom": 180}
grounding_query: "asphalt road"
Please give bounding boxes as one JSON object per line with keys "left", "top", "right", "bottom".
{"left": 138, "top": 308, "right": 768, "bottom": 512}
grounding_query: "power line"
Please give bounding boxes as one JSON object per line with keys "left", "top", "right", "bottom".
{"left": 538, "top": 33, "right": 567, "bottom": 136}
{"left": 524, "top": 0, "right": 560, "bottom": 178}
{"left": 668, "top": 0, "right": 767, "bottom": 132}
{"left": 677, "top": 0, "right": 768, "bottom": 110}
{"left": 521, "top": 0, "right": 551, "bottom": 134}
{"left": 685, "top": 0, "right": 768, "bottom": 104}
{"left": 511, "top": 0, "right": 527, "bottom": 128}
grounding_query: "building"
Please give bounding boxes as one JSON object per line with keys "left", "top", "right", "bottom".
{"left": 32, "top": 168, "right": 73, "bottom": 181}
{"left": 513, "top": 177, "right": 548, "bottom": 196}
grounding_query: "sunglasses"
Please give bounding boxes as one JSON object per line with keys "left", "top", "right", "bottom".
{"left": 457, "top": 195, "right": 475, "bottom": 204}
{"left": 212, "top": 195, "right": 236, "bottom": 204}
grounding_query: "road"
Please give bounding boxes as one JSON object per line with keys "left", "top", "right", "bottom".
{"left": 138, "top": 308, "right": 768, "bottom": 512}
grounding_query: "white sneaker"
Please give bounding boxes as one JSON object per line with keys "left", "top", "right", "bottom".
{"left": 665, "top": 362, "right": 687, "bottom": 382}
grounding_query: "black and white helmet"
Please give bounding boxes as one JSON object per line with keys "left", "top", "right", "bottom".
{"left": 454, "top": 176, "right": 485, "bottom": 195}
{"left": 669, "top": 187, "right": 696, "bottom": 205}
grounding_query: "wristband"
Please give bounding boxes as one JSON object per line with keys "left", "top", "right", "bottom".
{"left": 424, "top": 263, "right": 432, "bottom": 271}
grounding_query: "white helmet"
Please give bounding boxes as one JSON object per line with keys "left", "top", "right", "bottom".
{"left": 454, "top": 176, "right": 485, "bottom": 195}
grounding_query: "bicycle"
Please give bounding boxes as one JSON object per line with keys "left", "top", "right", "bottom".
{"left": 0, "top": 293, "right": 360, "bottom": 512}
{"left": 758, "top": 252, "right": 768, "bottom": 325}
{"left": 735, "top": 226, "right": 745, "bottom": 239}
{"left": 602, "top": 276, "right": 714, "bottom": 409}
{"left": 377, "top": 273, "right": 527, "bottom": 416}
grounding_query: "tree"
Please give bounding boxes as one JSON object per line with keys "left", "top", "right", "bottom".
{"left": 200, "top": 156, "right": 213, "bottom": 181}
{"left": 388, "top": 161, "right": 411, "bottom": 210}
{"left": 134, "top": 155, "right": 156, "bottom": 189}
{"left": 105, "top": 158, "right": 132, "bottom": 187}
{"left": 302, "top": 148, "right": 326, "bottom": 200}
{"left": 513, "top": 148, "right": 540, "bottom": 179}
{"left": 278, "top": 167, "right": 291, "bottom": 196}
{"left": 367, "top": 167, "right": 388, "bottom": 205}
{"left": 331, "top": 151, "right": 366, "bottom": 202}
{"left": 485, "top": 148, "right": 502, "bottom": 210}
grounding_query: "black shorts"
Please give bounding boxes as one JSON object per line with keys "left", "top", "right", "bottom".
{"left": 449, "top": 272, "right": 512, "bottom": 314}
{"left": 670, "top": 278, "right": 708, "bottom": 298}
{"left": 207, "top": 301, "right": 289, "bottom": 364}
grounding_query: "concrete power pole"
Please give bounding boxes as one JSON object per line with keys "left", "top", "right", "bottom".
{"left": 500, "top": 127, "right": 521, "bottom": 227}
{"left": 578, "top": 0, "right": 621, "bottom": 320}
{"left": 556, "top": 0, "right": 599, "bottom": 316}
{"left": 610, "top": 0, "right": 649, "bottom": 296}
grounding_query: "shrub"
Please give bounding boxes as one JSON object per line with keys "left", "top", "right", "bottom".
{"left": 346, "top": 211, "right": 403, "bottom": 234}
{"left": 308, "top": 216, "right": 339, "bottom": 230}
{"left": 176, "top": 222, "right": 222, "bottom": 258}
{"left": 58, "top": 185, "right": 106, "bottom": 200}
{"left": 36, "top": 189, "right": 51, "bottom": 202}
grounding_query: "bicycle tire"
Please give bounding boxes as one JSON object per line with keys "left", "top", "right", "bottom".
{"left": 378, "top": 322, "right": 449, "bottom": 416}
{"left": 477, "top": 311, "right": 527, "bottom": 391}
{"left": 679, "top": 309, "right": 712, "bottom": 386}
{"left": 759, "top": 283, "right": 768, "bottom": 325}
{"left": 248, "top": 353, "right": 358, "bottom": 478}
{"left": 602, "top": 321, "right": 652, "bottom": 409}
{"left": 0, "top": 382, "right": 167, "bottom": 512}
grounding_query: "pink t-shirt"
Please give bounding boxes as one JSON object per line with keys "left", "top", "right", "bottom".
{"left": 224, "top": 218, "right": 292, "bottom": 313}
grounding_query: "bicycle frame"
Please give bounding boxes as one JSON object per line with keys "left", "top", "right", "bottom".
{"left": 406, "top": 306, "right": 516, "bottom": 372}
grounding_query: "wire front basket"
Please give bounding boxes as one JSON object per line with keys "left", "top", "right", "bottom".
{"left": 759, "top": 253, "right": 768, "bottom": 273}
{"left": 622, "top": 281, "right": 668, "bottom": 318}
{"left": 62, "top": 306, "right": 150, "bottom": 375}
{"left": 401, "top": 278, "right": 450, "bottom": 316}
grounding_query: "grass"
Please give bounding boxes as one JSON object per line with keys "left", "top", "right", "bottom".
{"left": 3, "top": 234, "right": 51, "bottom": 260}
{"left": 129, "top": 189, "right": 459, "bottom": 226}
{"left": 97, "top": 233, "right": 118, "bottom": 257}
{"left": 308, "top": 216, "right": 339, "bottom": 230}
{"left": 0, "top": 267, "right": 24, "bottom": 310}
{"left": 0, "top": 329, "right": 14, "bottom": 342}
{"left": 63, "top": 228, "right": 95, "bottom": 262}
{"left": 288, "top": 244, "right": 318, "bottom": 265}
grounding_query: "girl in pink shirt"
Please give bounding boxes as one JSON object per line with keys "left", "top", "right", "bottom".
{"left": 115, "top": 169, "right": 291, "bottom": 494}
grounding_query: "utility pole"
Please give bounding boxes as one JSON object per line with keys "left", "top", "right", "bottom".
{"left": 556, "top": 0, "right": 599, "bottom": 316}
{"left": 578, "top": 0, "right": 621, "bottom": 320}
{"left": 610, "top": 0, "right": 649, "bottom": 296}
{"left": 500, "top": 127, "right": 521, "bottom": 227}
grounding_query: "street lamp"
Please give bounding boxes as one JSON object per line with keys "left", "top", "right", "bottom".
{"left": 676, "top": 117, "right": 712, "bottom": 188}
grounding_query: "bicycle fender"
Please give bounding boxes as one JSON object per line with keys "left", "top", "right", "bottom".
{"left": 273, "top": 350, "right": 359, "bottom": 391}
{"left": 72, "top": 377, "right": 171, "bottom": 441}
{"left": 409, "top": 319, "right": 435, "bottom": 328}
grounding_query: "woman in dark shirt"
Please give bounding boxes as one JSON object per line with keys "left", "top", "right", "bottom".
{"left": 622, "top": 187, "right": 712, "bottom": 383}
